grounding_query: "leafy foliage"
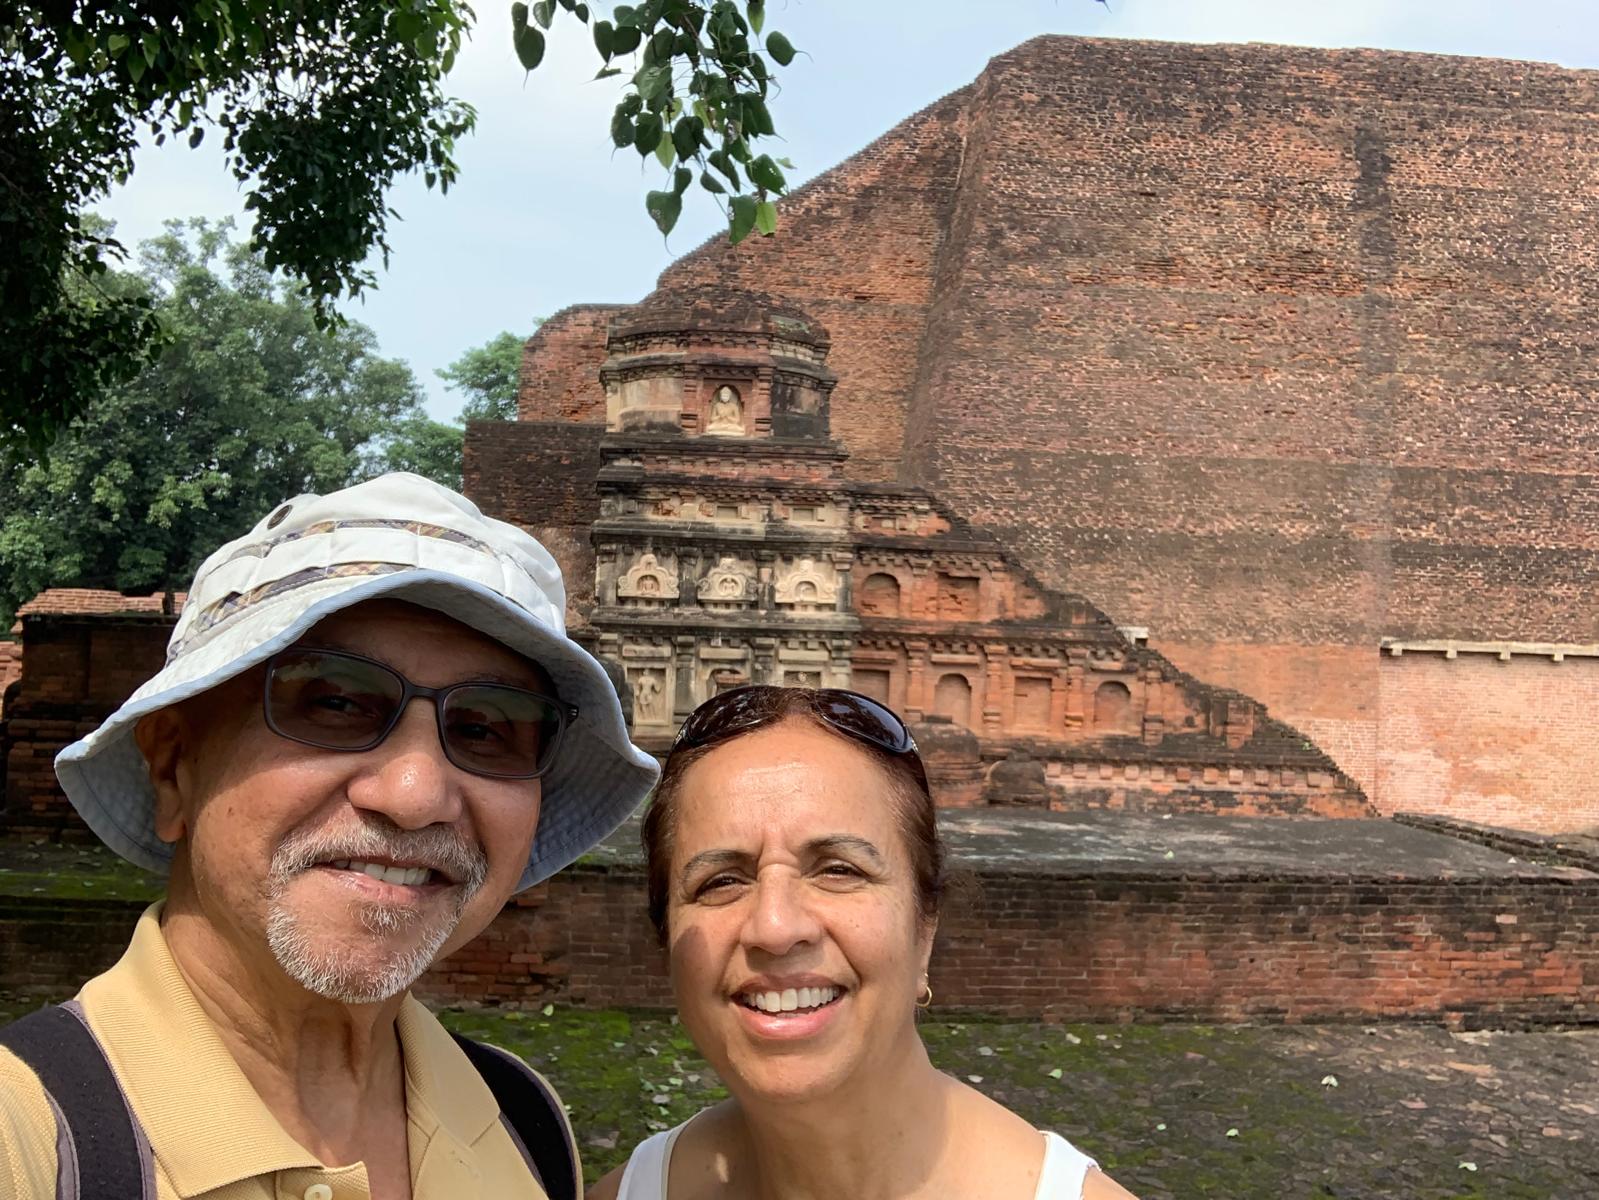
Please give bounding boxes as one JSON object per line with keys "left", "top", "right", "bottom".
{"left": 1, "top": 1, "right": 474, "bottom": 447}
{"left": 1, "top": 1, "right": 792, "bottom": 447}
{"left": 0, "top": 221, "right": 437, "bottom": 625}
{"left": 437, "top": 329, "right": 534, "bottom": 424}
{"left": 551, "top": 0, "right": 798, "bottom": 240}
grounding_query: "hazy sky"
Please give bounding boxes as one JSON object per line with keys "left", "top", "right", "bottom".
{"left": 97, "top": 1, "right": 1599, "bottom": 420}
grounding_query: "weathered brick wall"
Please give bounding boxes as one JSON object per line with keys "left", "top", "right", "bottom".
{"left": 516, "top": 306, "right": 624, "bottom": 424}
{"left": 1377, "top": 655, "right": 1599, "bottom": 833}
{"left": 1153, "top": 644, "right": 1599, "bottom": 834}
{"left": 508, "top": 85, "right": 974, "bottom": 481}
{"left": 491, "top": 37, "right": 1599, "bottom": 833}
{"left": 932, "top": 872, "right": 1599, "bottom": 1025}
{"left": 464, "top": 420, "right": 607, "bottom": 619}
{"left": 2, "top": 615, "right": 173, "bottom": 839}
{"left": 901, "top": 38, "right": 1599, "bottom": 653}
{"left": 8, "top": 862, "right": 1595, "bottom": 1026}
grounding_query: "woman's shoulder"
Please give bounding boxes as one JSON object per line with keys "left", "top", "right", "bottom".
{"left": 587, "top": 1104, "right": 737, "bottom": 1200}
{"left": 587, "top": 1124, "right": 681, "bottom": 1200}
{"left": 1039, "top": 1132, "right": 1141, "bottom": 1200}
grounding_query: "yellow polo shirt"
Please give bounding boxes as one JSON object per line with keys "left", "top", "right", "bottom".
{"left": 0, "top": 904, "right": 563, "bottom": 1199}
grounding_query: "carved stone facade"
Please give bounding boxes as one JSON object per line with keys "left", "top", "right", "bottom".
{"left": 577, "top": 287, "right": 1367, "bottom": 816}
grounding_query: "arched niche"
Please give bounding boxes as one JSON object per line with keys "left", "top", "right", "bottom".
{"left": 859, "top": 572, "right": 902, "bottom": 617}
{"left": 933, "top": 673, "right": 973, "bottom": 728}
{"left": 1094, "top": 680, "right": 1136, "bottom": 734}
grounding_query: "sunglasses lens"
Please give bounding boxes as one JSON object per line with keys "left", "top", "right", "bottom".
{"left": 441, "top": 686, "right": 565, "bottom": 778}
{"left": 815, "top": 691, "right": 914, "bottom": 754}
{"left": 266, "top": 650, "right": 401, "bottom": 749}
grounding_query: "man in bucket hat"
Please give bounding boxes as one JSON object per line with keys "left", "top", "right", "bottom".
{"left": 0, "top": 473, "right": 660, "bottom": 1199}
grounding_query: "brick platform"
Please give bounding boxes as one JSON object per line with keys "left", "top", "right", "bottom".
{"left": 6, "top": 814, "right": 1594, "bottom": 1027}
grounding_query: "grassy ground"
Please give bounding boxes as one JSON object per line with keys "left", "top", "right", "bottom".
{"left": 439, "top": 1008, "right": 1598, "bottom": 1200}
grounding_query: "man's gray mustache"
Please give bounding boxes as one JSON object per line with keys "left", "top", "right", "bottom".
{"left": 269, "top": 817, "right": 490, "bottom": 892}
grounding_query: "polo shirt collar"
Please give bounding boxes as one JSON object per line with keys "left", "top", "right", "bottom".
{"left": 81, "top": 903, "right": 502, "bottom": 1197}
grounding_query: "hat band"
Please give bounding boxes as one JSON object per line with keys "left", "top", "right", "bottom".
{"left": 219, "top": 517, "right": 496, "bottom": 568}
{"left": 169, "top": 562, "right": 407, "bottom": 660}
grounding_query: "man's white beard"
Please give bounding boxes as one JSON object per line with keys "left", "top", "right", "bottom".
{"left": 265, "top": 896, "right": 463, "bottom": 1004}
{"left": 264, "top": 818, "right": 489, "bottom": 1004}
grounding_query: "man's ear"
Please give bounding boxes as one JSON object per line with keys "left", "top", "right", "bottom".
{"left": 135, "top": 708, "right": 192, "bottom": 844}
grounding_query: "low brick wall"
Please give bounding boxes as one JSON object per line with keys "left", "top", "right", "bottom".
{"left": 7, "top": 856, "right": 1596, "bottom": 1027}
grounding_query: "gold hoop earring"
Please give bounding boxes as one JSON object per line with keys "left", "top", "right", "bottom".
{"left": 916, "top": 980, "right": 933, "bottom": 1009}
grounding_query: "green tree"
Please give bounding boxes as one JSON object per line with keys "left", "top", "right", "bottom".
{"left": 378, "top": 326, "right": 541, "bottom": 488}
{"left": 438, "top": 330, "right": 531, "bottom": 424}
{"left": 2, "top": 1, "right": 798, "bottom": 447}
{"left": 0, "top": 220, "right": 437, "bottom": 625}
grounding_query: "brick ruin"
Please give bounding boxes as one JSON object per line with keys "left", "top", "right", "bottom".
{"left": 483, "top": 35, "right": 1599, "bottom": 833}
{"left": 517, "top": 284, "right": 1366, "bottom": 814}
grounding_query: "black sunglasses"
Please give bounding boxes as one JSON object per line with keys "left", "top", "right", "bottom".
{"left": 671, "top": 685, "right": 930, "bottom": 796}
{"left": 262, "top": 647, "right": 575, "bottom": 780}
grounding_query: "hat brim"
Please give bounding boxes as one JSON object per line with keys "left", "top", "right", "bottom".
{"left": 55, "top": 571, "right": 660, "bottom": 890}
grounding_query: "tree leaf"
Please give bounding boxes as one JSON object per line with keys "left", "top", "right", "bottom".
{"left": 633, "top": 111, "right": 662, "bottom": 156}
{"left": 765, "top": 31, "right": 796, "bottom": 66}
{"left": 645, "top": 189, "right": 682, "bottom": 236}
{"left": 513, "top": 25, "right": 546, "bottom": 69}
{"left": 611, "top": 25, "right": 642, "bottom": 54}
{"left": 749, "top": 154, "right": 785, "bottom": 193}
{"left": 655, "top": 128, "right": 675, "bottom": 170}
{"left": 673, "top": 166, "right": 692, "bottom": 194}
{"left": 698, "top": 169, "right": 725, "bottom": 194}
{"left": 614, "top": 4, "right": 638, "bottom": 26}
{"left": 671, "top": 116, "right": 701, "bottom": 161}
{"left": 595, "top": 66, "right": 623, "bottom": 80}
{"left": 754, "top": 199, "right": 777, "bottom": 235}
{"left": 593, "top": 19, "right": 615, "bottom": 59}
{"left": 729, "top": 194, "right": 757, "bottom": 243}
{"left": 749, "top": 1, "right": 765, "bottom": 35}
{"left": 511, "top": 1, "right": 529, "bottom": 29}
{"left": 532, "top": 0, "right": 555, "bottom": 29}
{"left": 610, "top": 110, "right": 635, "bottom": 147}
{"left": 107, "top": 33, "right": 130, "bottom": 57}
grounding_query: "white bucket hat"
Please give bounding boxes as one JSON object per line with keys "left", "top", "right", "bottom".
{"left": 54, "top": 472, "right": 660, "bottom": 890}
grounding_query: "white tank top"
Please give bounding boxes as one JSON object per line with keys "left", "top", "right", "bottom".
{"left": 614, "top": 1119, "right": 1099, "bottom": 1199}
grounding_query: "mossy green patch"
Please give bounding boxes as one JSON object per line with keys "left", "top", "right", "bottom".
{"left": 0, "top": 843, "right": 163, "bottom": 902}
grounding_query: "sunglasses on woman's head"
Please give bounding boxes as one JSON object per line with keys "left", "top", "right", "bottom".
{"left": 262, "top": 647, "right": 574, "bottom": 780}
{"left": 671, "top": 685, "right": 930, "bottom": 796}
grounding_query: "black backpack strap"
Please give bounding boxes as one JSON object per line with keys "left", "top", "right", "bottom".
{"left": 0, "top": 1002, "right": 156, "bottom": 1200}
{"left": 450, "top": 1032, "right": 580, "bottom": 1200}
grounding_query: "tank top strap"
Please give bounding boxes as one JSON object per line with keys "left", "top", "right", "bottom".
{"left": 1035, "top": 1130, "right": 1099, "bottom": 1199}
{"left": 614, "top": 1120, "right": 693, "bottom": 1200}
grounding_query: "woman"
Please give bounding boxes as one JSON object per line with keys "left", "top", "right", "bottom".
{"left": 591, "top": 686, "right": 1138, "bottom": 1200}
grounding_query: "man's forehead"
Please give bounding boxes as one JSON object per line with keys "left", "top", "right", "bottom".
{"left": 297, "top": 599, "right": 553, "bottom": 689}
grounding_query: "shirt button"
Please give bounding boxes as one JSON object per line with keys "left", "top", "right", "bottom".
{"left": 304, "top": 1185, "right": 333, "bottom": 1200}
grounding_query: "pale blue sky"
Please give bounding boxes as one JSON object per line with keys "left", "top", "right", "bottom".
{"left": 97, "top": 0, "right": 1599, "bottom": 421}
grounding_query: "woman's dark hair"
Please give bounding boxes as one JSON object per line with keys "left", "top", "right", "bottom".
{"left": 641, "top": 688, "right": 945, "bottom": 944}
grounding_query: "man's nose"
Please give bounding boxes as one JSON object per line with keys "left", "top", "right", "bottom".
{"left": 346, "top": 698, "right": 462, "bottom": 828}
{"left": 740, "top": 870, "right": 823, "bottom": 958}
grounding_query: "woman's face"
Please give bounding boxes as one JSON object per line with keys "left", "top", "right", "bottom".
{"left": 664, "top": 718, "right": 933, "bottom": 1105}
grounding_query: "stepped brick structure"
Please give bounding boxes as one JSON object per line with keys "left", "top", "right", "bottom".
{"left": 473, "top": 35, "right": 1599, "bottom": 832}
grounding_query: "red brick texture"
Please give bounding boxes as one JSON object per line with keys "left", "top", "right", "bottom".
{"left": 2, "top": 614, "right": 173, "bottom": 840}
{"left": 498, "top": 36, "right": 1599, "bottom": 832}
{"left": 6, "top": 862, "right": 1596, "bottom": 1027}
{"left": 1377, "top": 655, "right": 1599, "bottom": 833}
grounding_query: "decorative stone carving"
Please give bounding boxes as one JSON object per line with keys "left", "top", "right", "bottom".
{"left": 707, "top": 384, "right": 744, "bottom": 435}
{"left": 697, "top": 555, "right": 755, "bottom": 605}
{"left": 774, "top": 556, "right": 839, "bottom": 611}
{"left": 630, "top": 668, "right": 668, "bottom": 725}
{"left": 617, "top": 553, "right": 679, "bottom": 604}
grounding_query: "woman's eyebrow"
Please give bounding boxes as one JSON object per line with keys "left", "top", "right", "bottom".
{"left": 807, "top": 835, "right": 885, "bottom": 866}
{"left": 678, "top": 848, "right": 749, "bottom": 883}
